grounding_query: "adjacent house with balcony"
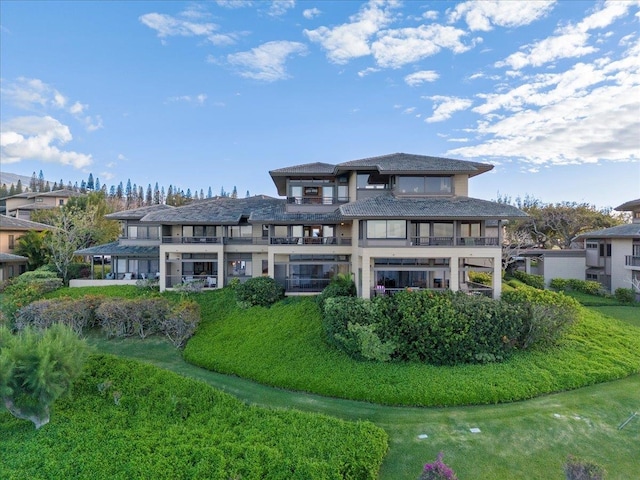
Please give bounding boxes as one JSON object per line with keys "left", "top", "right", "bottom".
{"left": 574, "top": 198, "right": 640, "bottom": 294}
{"left": 74, "top": 153, "right": 527, "bottom": 298}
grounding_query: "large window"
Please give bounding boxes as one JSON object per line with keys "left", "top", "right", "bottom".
{"left": 229, "top": 225, "right": 252, "bottom": 238}
{"left": 127, "top": 225, "right": 159, "bottom": 239}
{"left": 397, "top": 176, "right": 452, "bottom": 194}
{"left": 367, "top": 220, "right": 406, "bottom": 239}
{"left": 183, "top": 225, "right": 216, "bottom": 238}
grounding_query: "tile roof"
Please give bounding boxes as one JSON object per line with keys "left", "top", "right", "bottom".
{"left": 336, "top": 153, "right": 493, "bottom": 176}
{"left": 0, "top": 252, "right": 28, "bottom": 262}
{"left": 248, "top": 202, "right": 344, "bottom": 223}
{"left": 0, "top": 214, "right": 52, "bottom": 231}
{"left": 615, "top": 198, "right": 640, "bottom": 211}
{"left": 140, "top": 196, "right": 281, "bottom": 224}
{"left": 105, "top": 204, "right": 175, "bottom": 220}
{"left": 575, "top": 223, "right": 640, "bottom": 239}
{"left": 269, "top": 162, "right": 337, "bottom": 175}
{"left": 75, "top": 242, "right": 159, "bottom": 257}
{"left": 339, "top": 194, "right": 528, "bottom": 219}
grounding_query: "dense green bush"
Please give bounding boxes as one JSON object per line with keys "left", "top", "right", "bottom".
{"left": 614, "top": 288, "right": 636, "bottom": 304}
{"left": 235, "top": 276, "right": 284, "bottom": 307}
{"left": 468, "top": 271, "right": 492, "bottom": 286}
{"left": 502, "top": 286, "right": 580, "bottom": 349}
{"left": 316, "top": 273, "right": 357, "bottom": 311}
{"left": 513, "top": 270, "right": 545, "bottom": 289}
{"left": 550, "top": 278, "right": 604, "bottom": 296}
{"left": 0, "top": 354, "right": 388, "bottom": 479}
{"left": 1, "top": 270, "right": 63, "bottom": 323}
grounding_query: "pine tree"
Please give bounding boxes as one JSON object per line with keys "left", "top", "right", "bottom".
{"left": 80, "top": 180, "right": 87, "bottom": 193}
{"left": 0, "top": 184, "right": 9, "bottom": 198}
{"left": 29, "top": 172, "right": 38, "bottom": 192}
{"left": 153, "top": 182, "right": 160, "bottom": 204}
{"left": 37, "top": 170, "right": 45, "bottom": 192}
{"left": 95, "top": 177, "right": 100, "bottom": 191}
{"left": 245, "top": 190, "right": 250, "bottom": 198}
{"left": 207, "top": 186, "right": 213, "bottom": 198}
{"left": 231, "top": 186, "right": 238, "bottom": 199}
{"left": 16, "top": 180, "right": 23, "bottom": 194}
{"left": 87, "top": 173, "right": 94, "bottom": 191}
{"left": 44, "top": 181, "right": 51, "bottom": 192}
{"left": 146, "top": 184, "right": 153, "bottom": 205}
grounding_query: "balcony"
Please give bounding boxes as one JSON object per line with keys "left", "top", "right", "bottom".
{"left": 625, "top": 255, "right": 640, "bottom": 267}
{"left": 286, "top": 196, "right": 349, "bottom": 205}
{"left": 270, "top": 236, "right": 352, "bottom": 246}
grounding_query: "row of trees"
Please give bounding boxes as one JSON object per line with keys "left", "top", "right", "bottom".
{"left": 0, "top": 170, "right": 250, "bottom": 208}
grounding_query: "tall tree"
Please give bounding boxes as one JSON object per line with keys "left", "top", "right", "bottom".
{"left": 15, "top": 180, "right": 23, "bottom": 194}
{"left": 37, "top": 170, "right": 45, "bottom": 192}
{"left": 29, "top": 172, "right": 38, "bottom": 192}
{"left": 45, "top": 206, "right": 93, "bottom": 283}
{"left": 153, "top": 182, "right": 160, "bottom": 204}
{"left": 87, "top": 173, "right": 95, "bottom": 191}
{"left": 207, "top": 186, "right": 213, "bottom": 198}
{"left": 94, "top": 177, "right": 100, "bottom": 192}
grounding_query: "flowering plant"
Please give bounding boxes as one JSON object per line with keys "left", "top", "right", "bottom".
{"left": 419, "top": 452, "right": 458, "bottom": 480}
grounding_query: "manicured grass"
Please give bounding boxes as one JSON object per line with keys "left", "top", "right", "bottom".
{"left": 184, "top": 289, "right": 640, "bottom": 406}
{"left": 563, "top": 290, "right": 637, "bottom": 307}
{"left": 590, "top": 306, "right": 640, "bottom": 328}
{"left": 87, "top": 332, "right": 640, "bottom": 479}
{"left": 1, "top": 354, "right": 387, "bottom": 480}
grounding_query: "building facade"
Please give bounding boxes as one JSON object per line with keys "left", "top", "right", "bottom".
{"left": 575, "top": 199, "right": 640, "bottom": 293}
{"left": 0, "top": 214, "right": 51, "bottom": 281}
{"left": 76, "top": 153, "right": 527, "bottom": 298}
{"left": 1, "top": 189, "right": 82, "bottom": 220}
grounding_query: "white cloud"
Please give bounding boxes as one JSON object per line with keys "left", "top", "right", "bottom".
{"left": 425, "top": 96, "right": 473, "bottom": 123}
{"left": 405, "top": 70, "right": 439, "bottom": 86}
{"left": 0, "top": 116, "right": 93, "bottom": 168}
{"left": 448, "top": 1, "right": 556, "bottom": 31}
{"left": 448, "top": 138, "right": 470, "bottom": 143}
{"left": 167, "top": 94, "right": 208, "bottom": 104}
{"left": 303, "top": 7, "right": 321, "bottom": 19}
{"left": 422, "top": 10, "right": 439, "bottom": 20}
{"left": 372, "top": 24, "right": 473, "bottom": 68}
{"left": 357, "top": 67, "right": 380, "bottom": 77}
{"left": 2, "top": 78, "right": 103, "bottom": 132}
{"left": 227, "top": 41, "right": 308, "bottom": 81}
{"left": 304, "top": 0, "right": 399, "bottom": 64}
{"left": 139, "top": 11, "right": 235, "bottom": 46}
{"left": 215, "top": 0, "right": 252, "bottom": 8}
{"left": 1, "top": 77, "right": 67, "bottom": 110}
{"left": 496, "top": 1, "right": 633, "bottom": 70}
{"left": 269, "top": 0, "right": 295, "bottom": 17}
{"left": 402, "top": 107, "right": 416, "bottom": 114}
{"left": 449, "top": 40, "right": 640, "bottom": 165}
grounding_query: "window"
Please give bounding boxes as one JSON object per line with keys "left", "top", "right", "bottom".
{"left": 397, "top": 176, "right": 452, "bottom": 194}
{"left": 229, "top": 225, "right": 252, "bottom": 238}
{"left": 357, "top": 173, "right": 389, "bottom": 189}
{"left": 128, "top": 225, "right": 160, "bottom": 239}
{"left": 8, "top": 235, "right": 15, "bottom": 250}
{"left": 366, "top": 220, "right": 406, "bottom": 239}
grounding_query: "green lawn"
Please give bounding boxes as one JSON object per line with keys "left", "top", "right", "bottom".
{"left": 590, "top": 306, "right": 640, "bottom": 328}
{"left": 183, "top": 290, "right": 640, "bottom": 406}
{"left": 89, "top": 334, "right": 640, "bottom": 480}
{"left": 5, "top": 286, "right": 640, "bottom": 479}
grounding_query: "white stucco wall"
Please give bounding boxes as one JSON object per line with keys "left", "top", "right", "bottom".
{"left": 611, "top": 238, "right": 633, "bottom": 292}
{"left": 541, "top": 256, "right": 586, "bottom": 286}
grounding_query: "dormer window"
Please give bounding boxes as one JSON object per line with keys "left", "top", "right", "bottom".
{"left": 396, "top": 176, "right": 452, "bottom": 195}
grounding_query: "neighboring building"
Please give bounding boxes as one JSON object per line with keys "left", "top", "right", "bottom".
{"left": 0, "top": 214, "right": 52, "bottom": 281}
{"left": 574, "top": 199, "right": 640, "bottom": 293}
{"left": 519, "top": 249, "right": 586, "bottom": 287}
{"left": 74, "top": 153, "right": 527, "bottom": 298}
{"left": 1, "top": 189, "right": 82, "bottom": 220}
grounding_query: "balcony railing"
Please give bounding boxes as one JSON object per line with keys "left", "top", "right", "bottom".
{"left": 410, "top": 237, "right": 499, "bottom": 246}
{"left": 162, "top": 236, "right": 222, "bottom": 244}
{"left": 270, "top": 236, "right": 352, "bottom": 246}
{"left": 282, "top": 277, "right": 331, "bottom": 293}
{"left": 625, "top": 255, "right": 640, "bottom": 267}
{"left": 166, "top": 274, "right": 218, "bottom": 288}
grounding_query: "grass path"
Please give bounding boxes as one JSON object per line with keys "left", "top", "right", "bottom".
{"left": 91, "top": 335, "right": 640, "bottom": 480}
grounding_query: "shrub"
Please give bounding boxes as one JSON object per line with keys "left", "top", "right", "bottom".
{"left": 1, "top": 270, "right": 63, "bottom": 323}
{"left": 568, "top": 279, "right": 604, "bottom": 296}
{"left": 614, "top": 288, "right": 635, "bottom": 304}
{"left": 513, "top": 270, "right": 545, "bottom": 289}
{"left": 14, "top": 295, "right": 105, "bottom": 335}
{"left": 419, "top": 452, "right": 458, "bottom": 480}
{"left": 550, "top": 278, "right": 570, "bottom": 291}
{"left": 161, "top": 301, "right": 201, "bottom": 348}
{"left": 316, "top": 273, "right": 357, "bottom": 311}
{"left": 235, "top": 276, "right": 284, "bottom": 307}
{"left": 468, "top": 271, "right": 492, "bottom": 286}
{"left": 322, "top": 296, "right": 382, "bottom": 357}
{"left": 96, "top": 298, "right": 172, "bottom": 339}
{"left": 564, "top": 455, "right": 606, "bottom": 480}
{"left": 502, "top": 287, "right": 580, "bottom": 349}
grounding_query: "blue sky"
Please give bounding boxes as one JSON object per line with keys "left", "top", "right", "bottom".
{"left": 1, "top": 0, "right": 639, "bottom": 208}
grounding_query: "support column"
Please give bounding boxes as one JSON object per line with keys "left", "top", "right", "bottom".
{"left": 493, "top": 254, "right": 502, "bottom": 299}
{"left": 361, "top": 253, "right": 371, "bottom": 299}
{"left": 217, "top": 254, "right": 225, "bottom": 289}
{"left": 449, "top": 256, "right": 459, "bottom": 292}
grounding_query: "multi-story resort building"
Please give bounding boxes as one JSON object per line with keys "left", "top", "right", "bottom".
{"left": 76, "top": 153, "right": 528, "bottom": 298}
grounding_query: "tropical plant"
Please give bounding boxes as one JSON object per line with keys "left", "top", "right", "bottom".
{"left": 0, "top": 324, "right": 88, "bottom": 429}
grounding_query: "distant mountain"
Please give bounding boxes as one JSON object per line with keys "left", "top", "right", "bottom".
{"left": 0, "top": 172, "right": 34, "bottom": 188}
